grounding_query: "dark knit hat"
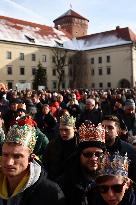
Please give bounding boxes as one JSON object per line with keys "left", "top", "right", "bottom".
{"left": 10, "top": 98, "right": 22, "bottom": 104}
{"left": 125, "top": 99, "right": 135, "bottom": 109}
{"left": 78, "top": 141, "right": 106, "bottom": 152}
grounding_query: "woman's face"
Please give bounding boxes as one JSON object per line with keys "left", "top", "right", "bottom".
{"left": 42, "top": 106, "right": 50, "bottom": 114}
{"left": 97, "top": 176, "right": 129, "bottom": 205}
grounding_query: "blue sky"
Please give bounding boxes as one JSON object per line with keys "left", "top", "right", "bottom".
{"left": 0, "top": 0, "right": 136, "bottom": 34}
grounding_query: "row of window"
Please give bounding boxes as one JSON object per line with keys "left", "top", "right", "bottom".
{"left": 6, "top": 51, "right": 111, "bottom": 65}
{"left": 7, "top": 66, "right": 41, "bottom": 75}
{"left": 90, "top": 56, "right": 110, "bottom": 64}
{"left": 7, "top": 65, "right": 111, "bottom": 77}
{"left": 7, "top": 80, "right": 111, "bottom": 90}
{"left": 7, "top": 81, "right": 66, "bottom": 90}
{"left": 7, "top": 66, "right": 65, "bottom": 76}
{"left": 6, "top": 52, "right": 37, "bottom": 61}
{"left": 6, "top": 51, "right": 52, "bottom": 62}
{"left": 68, "top": 55, "right": 111, "bottom": 65}
{"left": 92, "top": 82, "right": 111, "bottom": 88}
{"left": 91, "top": 67, "right": 111, "bottom": 75}
{"left": 7, "top": 66, "right": 66, "bottom": 78}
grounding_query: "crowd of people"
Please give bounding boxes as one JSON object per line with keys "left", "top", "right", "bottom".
{"left": 0, "top": 82, "right": 136, "bottom": 204}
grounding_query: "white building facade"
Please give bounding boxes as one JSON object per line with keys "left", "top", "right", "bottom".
{"left": 0, "top": 10, "right": 136, "bottom": 90}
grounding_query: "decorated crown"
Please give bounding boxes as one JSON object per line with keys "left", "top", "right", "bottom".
{"left": 15, "top": 115, "right": 36, "bottom": 127}
{"left": 0, "top": 127, "right": 5, "bottom": 143}
{"left": 98, "top": 152, "right": 129, "bottom": 177}
{"left": 60, "top": 115, "right": 76, "bottom": 127}
{"left": 79, "top": 122, "right": 105, "bottom": 143}
{"left": 5, "top": 116, "right": 37, "bottom": 151}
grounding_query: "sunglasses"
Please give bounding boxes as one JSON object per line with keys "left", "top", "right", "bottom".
{"left": 82, "top": 152, "right": 103, "bottom": 158}
{"left": 97, "top": 182, "right": 125, "bottom": 194}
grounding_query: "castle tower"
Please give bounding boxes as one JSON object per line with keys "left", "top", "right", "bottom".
{"left": 53, "top": 9, "right": 89, "bottom": 38}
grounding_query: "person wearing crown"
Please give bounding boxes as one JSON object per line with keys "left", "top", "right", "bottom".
{"left": 87, "top": 152, "right": 136, "bottom": 205}
{"left": 57, "top": 121, "right": 107, "bottom": 205}
{"left": 102, "top": 115, "right": 136, "bottom": 182}
{"left": 43, "top": 115, "right": 78, "bottom": 181}
{"left": 0, "top": 119, "right": 65, "bottom": 204}
{"left": 14, "top": 114, "right": 49, "bottom": 162}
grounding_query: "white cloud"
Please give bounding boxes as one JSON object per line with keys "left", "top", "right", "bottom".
{"left": 0, "top": 0, "right": 136, "bottom": 34}
{"left": 0, "top": 0, "right": 46, "bottom": 23}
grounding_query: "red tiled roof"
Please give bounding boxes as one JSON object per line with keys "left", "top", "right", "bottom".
{"left": 0, "top": 15, "right": 135, "bottom": 50}
{"left": 117, "top": 27, "right": 136, "bottom": 42}
{"left": 0, "top": 15, "right": 71, "bottom": 38}
{"left": 53, "top": 9, "right": 89, "bottom": 22}
{"left": 77, "top": 26, "right": 136, "bottom": 42}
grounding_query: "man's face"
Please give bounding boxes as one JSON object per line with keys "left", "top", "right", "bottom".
{"left": 42, "top": 106, "right": 50, "bottom": 115}
{"left": 59, "top": 125, "right": 75, "bottom": 140}
{"left": 124, "top": 106, "right": 135, "bottom": 116}
{"left": 97, "top": 176, "right": 129, "bottom": 205}
{"left": 2, "top": 143, "right": 30, "bottom": 180}
{"left": 10, "top": 103, "right": 18, "bottom": 111}
{"left": 31, "top": 96, "right": 38, "bottom": 104}
{"left": 85, "top": 101, "right": 95, "bottom": 111}
{"left": 102, "top": 120, "right": 119, "bottom": 146}
{"left": 80, "top": 147, "right": 103, "bottom": 172}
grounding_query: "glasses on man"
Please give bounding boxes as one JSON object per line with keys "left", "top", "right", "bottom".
{"left": 97, "top": 182, "right": 126, "bottom": 194}
{"left": 82, "top": 151, "right": 104, "bottom": 158}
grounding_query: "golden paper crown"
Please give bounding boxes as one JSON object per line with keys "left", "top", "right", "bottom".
{"left": 98, "top": 152, "right": 129, "bottom": 177}
{"left": 79, "top": 122, "right": 105, "bottom": 143}
{"left": 5, "top": 118, "right": 37, "bottom": 151}
{"left": 60, "top": 115, "right": 76, "bottom": 127}
{"left": 0, "top": 127, "right": 5, "bottom": 143}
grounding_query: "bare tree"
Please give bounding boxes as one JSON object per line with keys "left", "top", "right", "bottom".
{"left": 52, "top": 47, "right": 68, "bottom": 90}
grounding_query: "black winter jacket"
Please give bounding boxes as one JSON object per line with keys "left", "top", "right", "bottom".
{"left": 21, "top": 169, "right": 65, "bottom": 205}
{"left": 0, "top": 162, "right": 65, "bottom": 205}
{"left": 57, "top": 154, "right": 97, "bottom": 205}
{"left": 43, "top": 136, "right": 78, "bottom": 180}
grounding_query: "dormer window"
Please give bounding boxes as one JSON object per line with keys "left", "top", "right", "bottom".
{"left": 55, "top": 40, "right": 63, "bottom": 47}
{"left": 25, "top": 35, "right": 35, "bottom": 43}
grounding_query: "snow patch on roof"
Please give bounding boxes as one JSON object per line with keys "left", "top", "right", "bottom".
{"left": 0, "top": 17, "right": 70, "bottom": 47}
{"left": 0, "top": 16, "right": 133, "bottom": 50}
{"left": 63, "top": 34, "right": 132, "bottom": 50}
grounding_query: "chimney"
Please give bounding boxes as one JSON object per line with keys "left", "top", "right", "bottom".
{"left": 116, "top": 26, "right": 120, "bottom": 30}
{"left": 57, "top": 25, "right": 61, "bottom": 30}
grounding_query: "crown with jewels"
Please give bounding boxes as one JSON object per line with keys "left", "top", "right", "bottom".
{"left": 79, "top": 122, "right": 105, "bottom": 143}
{"left": 5, "top": 115, "right": 37, "bottom": 151}
{"left": 0, "top": 127, "right": 5, "bottom": 143}
{"left": 98, "top": 152, "right": 129, "bottom": 177}
{"left": 60, "top": 115, "right": 76, "bottom": 127}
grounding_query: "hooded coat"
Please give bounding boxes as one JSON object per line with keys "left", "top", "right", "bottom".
{"left": 0, "top": 160, "right": 65, "bottom": 205}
